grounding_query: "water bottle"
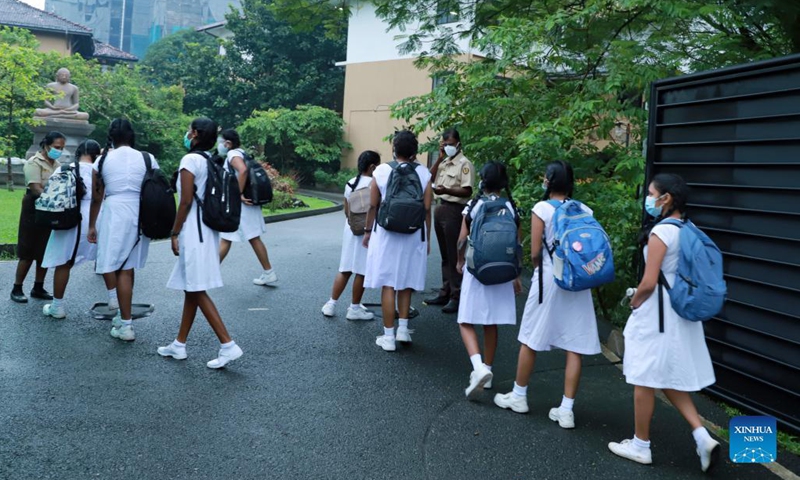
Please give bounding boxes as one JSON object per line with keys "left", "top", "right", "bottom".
{"left": 620, "top": 288, "right": 637, "bottom": 306}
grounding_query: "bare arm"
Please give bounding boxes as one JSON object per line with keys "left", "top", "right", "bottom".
{"left": 434, "top": 185, "right": 472, "bottom": 198}
{"left": 456, "top": 216, "right": 469, "bottom": 271}
{"left": 530, "top": 213, "right": 545, "bottom": 263}
{"left": 28, "top": 183, "right": 44, "bottom": 197}
{"left": 170, "top": 169, "right": 195, "bottom": 256}
{"left": 362, "top": 179, "right": 381, "bottom": 248}
{"left": 87, "top": 171, "right": 104, "bottom": 243}
{"left": 631, "top": 234, "right": 668, "bottom": 309}
{"left": 343, "top": 198, "right": 350, "bottom": 217}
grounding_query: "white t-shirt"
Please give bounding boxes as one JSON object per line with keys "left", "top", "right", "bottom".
{"left": 93, "top": 146, "right": 160, "bottom": 198}
{"left": 344, "top": 175, "right": 373, "bottom": 200}
{"left": 532, "top": 200, "right": 593, "bottom": 248}
{"left": 225, "top": 148, "right": 246, "bottom": 169}
{"left": 177, "top": 153, "right": 208, "bottom": 200}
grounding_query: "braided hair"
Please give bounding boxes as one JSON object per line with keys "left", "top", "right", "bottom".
{"left": 467, "top": 161, "right": 519, "bottom": 225}
{"left": 96, "top": 118, "right": 136, "bottom": 189}
{"left": 348, "top": 150, "right": 381, "bottom": 191}
{"left": 75, "top": 139, "right": 101, "bottom": 162}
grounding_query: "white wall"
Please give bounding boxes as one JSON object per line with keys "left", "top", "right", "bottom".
{"left": 343, "top": 1, "right": 474, "bottom": 65}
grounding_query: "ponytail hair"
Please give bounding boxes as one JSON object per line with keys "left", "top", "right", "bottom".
{"left": 96, "top": 118, "right": 137, "bottom": 188}
{"left": 39, "top": 131, "right": 66, "bottom": 150}
{"left": 220, "top": 128, "right": 241, "bottom": 149}
{"left": 467, "top": 161, "right": 520, "bottom": 225}
{"left": 189, "top": 117, "right": 218, "bottom": 152}
{"left": 75, "top": 139, "right": 101, "bottom": 162}
{"left": 541, "top": 160, "right": 574, "bottom": 201}
{"left": 348, "top": 150, "right": 381, "bottom": 190}
{"left": 638, "top": 173, "right": 690, "bottom": 246}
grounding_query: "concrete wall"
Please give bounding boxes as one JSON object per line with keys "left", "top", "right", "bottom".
{"left": 35, "top": 32, "right": 72, "bottom": 55}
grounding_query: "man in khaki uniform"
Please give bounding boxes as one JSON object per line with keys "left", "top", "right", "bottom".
{"left": 425, "top": 129, "right": 474, "bottom": 314}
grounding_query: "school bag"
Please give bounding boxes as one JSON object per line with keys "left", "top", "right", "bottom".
{"left": 35, "top": 158, "right": 84, "bottom": 231}
{"left": 193, "top": 152, "right": 241, "bottom": 242}
{"left": 347, "top": 180, "right": 370, "bottom": 236}
{"left": 138, "top": 152, "right": 176, "bottom": 239}
{"left": 540, "top": 199, "right": 614, "bottom": 302}
{"left": 377, "top": 161, "right": 426, "bottom": 240}
{"left": 465, "top": 196, "right": 522, "bottom": 285}
{"left": 656, "top": 218, "right": 727, "bottom": 332}
{"left": 239, "top": 150, "right": 273, "bottom": 206}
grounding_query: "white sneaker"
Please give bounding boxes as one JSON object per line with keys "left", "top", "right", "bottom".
{"left": 108, "top": 298, "right": 119, "bottom": 311}
{"left": 549, "top": 407, "right": 576, "bottom": 429}
{"left": 111, "top": 324, "right": 135, "bottom": 341}
{"left": 608, "top": 439, "right": 653, "bottom": 465}
{"left": 321, "top": 301, "right": 336, "bottom": 317}
{"left": 375, "top": 335, "right": 396, "bottom": 352}
{"left": 396, "top": 326, "right": 413, "bottom": 343}
{"left": 493, "top": 392, "right": 529, "bottom": 413}
{"left": 697, "top": 439, "right": 720, "bottom": 473}
{"left": 43, "top": 303, "right": 66, "bottom": 319}
{"left": 207, "top": 344, "right": 243, "bottom": 369}
{"left": 157, "top": 343, "right": 187, "bottom": 360}
{"left": 111, "top": 313, "right": 122, "bottom": 329}
{"left": 484, "top": 377, "right": 492, "bottom": 389}
{"left": 253, "top": 270, "right": 278, "bottom": 286}
{"left": 346, "top": 305, "right": 374, "bottom": 321}
{"left": 465, "top": 365, "right": 493, "bottom": 400}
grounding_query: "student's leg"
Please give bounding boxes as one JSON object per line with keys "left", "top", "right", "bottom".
{"left": 196, "top": 291, "right": 232, "bottom": 344}
{"left": 34, "top": 262, "right": 48, "bottom": 283}
{"left": 249, "top": 237, "right": 272, "bottom": 271}
{"left": 219, "top": 239, "right": 232, "bottom": 263}
{"left": 564, "top": 351, "right": 582, "bottom": 399}
{"left": 396, "top": 288, "right": 412, "bottom": 319}
{"left": 330, "top": 271, "right": 352, "bottom": 301}
{"left": 102, "top": 272, "right": 117, "bottom": 290}
{"left": 662, "top": 389, "right": 703, "bottom": 430}
{"left": 483, "top": 325, "right": 498, "bottom": 367}
{"left": 176, "top": 291, "right": 199, "bottom": 343}
{"left": 351, "top": 274, "right": 366, "bottom": 305}
{"left": 381, "top": 286, "right": 396, "bottom": 329}
{"left": 515, "top": 344, "right": 537, "bottom": 387}
{"left": 53, "top": 264, "right": 71, "bottom": 299}
{"left": 459, "top": 324, "right": 479, "bottom": 356}
{"left": 116, "top": 269, "right": 134, "bottom": 320}
{"left": 14, "top": 259, "right": 33, "bottom": 286}
{"left": 634, "top": 386, "right": 656, "bottom": 441}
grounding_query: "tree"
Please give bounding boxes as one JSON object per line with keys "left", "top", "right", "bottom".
{"left": 0, "top": 27, "right": 50, "bottom": 191}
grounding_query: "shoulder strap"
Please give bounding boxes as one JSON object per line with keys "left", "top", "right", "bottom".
{"left": 141, "top": 151, "right": 152, "bottom": 172}
{"left": 658, "top": 218, "right": 684, "bottom": 228}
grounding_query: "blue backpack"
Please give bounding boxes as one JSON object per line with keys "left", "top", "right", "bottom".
{"left": 540, "top": 200, "right": 614, "bottom": 301}
{"left": 656, "top": 219, "right": 727, "bottom": 331}
{"left": 465, "top": 196, "right": 522, "bottom": 285}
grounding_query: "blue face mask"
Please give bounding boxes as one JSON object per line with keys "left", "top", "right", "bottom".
{"left": 645, "top": 194, "right": 665, "bottom": 217}
{"left": 48, "top": 148, "right": 63, "bottom": 160}
{"left": 183, "top": 132, "right": 193, "bottom": 151}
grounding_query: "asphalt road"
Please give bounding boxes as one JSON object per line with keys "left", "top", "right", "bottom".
{"left": 0, "top": 210, "right": 788, "bottom": 479}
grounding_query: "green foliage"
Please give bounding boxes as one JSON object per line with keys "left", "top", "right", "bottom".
{"left": 239, "top": 105, "right": 351, "bottom": 182}
{"left": 313, "top": 168, "right": 357, "bottom": 189}
{"left": 375, "top": 0, "right": 799, "bottom": 324}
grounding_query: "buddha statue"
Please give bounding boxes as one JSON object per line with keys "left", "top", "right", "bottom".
{"left": 34, "top": 68, "right": 90, "bottom": 122}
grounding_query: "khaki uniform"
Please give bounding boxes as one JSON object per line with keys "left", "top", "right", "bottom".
{"left": 18, "top": 152, "right": 60, "bottom": 262}
{"left": 433, "top": 152, "right": 474, "bottom": 301}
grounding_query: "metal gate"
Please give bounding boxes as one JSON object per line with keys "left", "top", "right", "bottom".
{"left": 645, "top": 54, "right": 800, "bottom": 433}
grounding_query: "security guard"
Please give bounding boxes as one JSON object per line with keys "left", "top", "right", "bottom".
{"left": 425, "top": 129, "right": 474, "bottom": 313}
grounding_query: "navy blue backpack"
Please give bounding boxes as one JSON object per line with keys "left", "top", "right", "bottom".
{"left": 465, "top": 196, "right": 522, "bottom": 285}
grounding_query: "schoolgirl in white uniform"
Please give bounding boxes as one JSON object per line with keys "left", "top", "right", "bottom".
{"left": 456, "top": 162, "right": 522, "bottom": 399}
{"left": 157, "top": 117, "right": 243, "bottom": 369}
{"left": 363, "top": 131, "right": 433, "bottom": 352}
{"left": 608, "top": 173, "right": 719, "bottom": 472}
{"left": 321, "top": 150, "right": 381, "bottom": 320}
{"left": 41, "top": 140, "right": 101, "bottom": 319}
{"left": 494, "top": 161, "right": 601, "bottom": 429}
{"left": 217, "top": 129, "right": 278, "bottom": 287}
{"left": 89, "top": 119, "right": 156, "bottom": 342}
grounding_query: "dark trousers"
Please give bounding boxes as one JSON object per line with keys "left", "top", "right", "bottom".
{"left": 434, "top": 201, "right": 464, "bottom": 300}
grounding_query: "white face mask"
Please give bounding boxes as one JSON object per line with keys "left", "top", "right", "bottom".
{"left": 217, "top": 140, "right": 229, "bottom": 156}
{"left": 444, "top": 145, "right": 459, "bottom": 157}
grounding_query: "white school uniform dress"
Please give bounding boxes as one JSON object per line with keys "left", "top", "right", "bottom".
{"left": 167, "top": 153, "right": 224, "bottom": 292}
{"left": 93, "top": 147, "right": 155, "bottom": 273}
{"left": 364, "top": 162, "right": 431, "bottom": 291}
{"left": 518, "top": 201, "right": 601, "bottom": 355}
{"left": 457, "top": 197, "right": 517, "bottom": 326}
{"left": 622, "top": 223, "right": 716, "bottom": 391}
{"left": 220, "top": 148, "right": 267, "bottom": 243}
{"left": 42, "top": 162, "right": 97, "bottom": 268}
{"left": 339, "top": 175, "right": 372, "bottom": 275}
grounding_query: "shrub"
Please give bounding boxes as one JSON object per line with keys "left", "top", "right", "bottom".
{"left": 313, "top": 168, "right": 357, "bottom": 189}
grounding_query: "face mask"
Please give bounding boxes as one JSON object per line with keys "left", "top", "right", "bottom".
{"left": 541, "top": 181, "right": 548, "bottom": 191}
{"left": 444, "top": 145, "right": 459, "bottom": 157}
{"left": 48, "top": 148, "right": 62, "bottom": 160}
{"left": 645, "top": 194, "right": 665, "bottom": 217}
{"left": 183, "top": 132, "right": 192, "bottom": 151}
{"left": 217, "top": 139, "right": 229, "bottom": 156}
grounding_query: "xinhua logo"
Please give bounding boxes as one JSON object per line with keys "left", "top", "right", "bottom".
{"left": 730, "top": 416, "right": 777, "bottom": 464}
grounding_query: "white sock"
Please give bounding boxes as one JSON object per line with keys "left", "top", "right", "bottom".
{"left": 121, "top": 319, "right": 132, "bottom": 326}
{"left": 265, "top": 269, "right": 274, "bottom": 275}
{"left": 469, "top": 354, "right": 483, "bottom": 371}
{"left": 52, "top": 298, "right": 63, "bottom": 309}
{"left": 399, "top": 318, "right": 409, "bottom": 329}
{"left": 327, "top": 298, "right": 337, "bottom": 305}
{"left": 173, "top": 340, "right": 186, "bottom": 349}
{"left": 484, "top": 364, "right": 492, "bottom": 371}
{"left": 692, "top": 426, "right": 712, "bottom": 447}
{"left": 221, "top": 341, "right": 236, "bottom": 350}
{"left": 349, "top": 303, "right": 358, "bottom": 310}
{"left": 560, "top": 395, "right": 575, "bottom": 411}
{"left": 383, "top": 327, "right": 395, "bottom": 338}
{"left": 108, "top": 288, "right": 117, "bottom": 302}
{"left": 633, "top": 435, "right": 651, "bottom": 451}
{"left": 512, "top": 382, "right": 527, "bottom": 398}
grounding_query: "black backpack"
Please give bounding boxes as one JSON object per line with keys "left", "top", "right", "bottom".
{"left": 138, "top": 152, "right": 176, "bottom": 239}
{"left": 193, "top": 152, "right": 241, "bottom": 242}
{"left": 377, "top": 161, "right": 426, "bottom": 240}
{"left": 239, "top": 150, "right": 273, "bottom": 205}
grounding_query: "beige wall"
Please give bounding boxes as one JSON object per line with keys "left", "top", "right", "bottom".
{"left": 34, "top": 32, "right": 72, "bottom": 55}
{"left": 341, "top": 58, "right": 436, "bottom": 169}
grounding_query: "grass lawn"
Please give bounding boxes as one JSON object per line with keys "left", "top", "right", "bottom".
{"left": 0, "top": 190, "right": 334, "bottom": 245}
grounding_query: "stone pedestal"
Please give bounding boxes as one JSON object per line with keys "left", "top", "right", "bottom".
{"left": 26, "top": 119, "right": 96, "bottom": 164}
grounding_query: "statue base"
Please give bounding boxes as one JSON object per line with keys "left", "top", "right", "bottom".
{"left": 27, "top": 119, "right": 96, "bottom": 164}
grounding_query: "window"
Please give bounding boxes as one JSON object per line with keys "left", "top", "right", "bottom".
{"left": 431, "top": 71, "right": 455, "bottom": 91}
{"left": 436, "top": 1, "right": 459, "bottom": 25}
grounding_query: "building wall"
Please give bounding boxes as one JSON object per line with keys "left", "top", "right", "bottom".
{"left": 34, "top": 31, "right": 71, "bottom": 55}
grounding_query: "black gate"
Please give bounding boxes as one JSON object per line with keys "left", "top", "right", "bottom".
{"left": 645, "top": 54, "right": 800, "bottom": 433}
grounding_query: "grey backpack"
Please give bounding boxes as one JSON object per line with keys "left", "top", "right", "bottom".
{"left": 377, "top": 161, "right": 425, "bottom": 240}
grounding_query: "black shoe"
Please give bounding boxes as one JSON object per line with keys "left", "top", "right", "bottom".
{"left": 10, "top": 291, "right": 28, "bottom": 303}
{"left": 423, "top": 295, "right": 448, "bottom": 306}
{"left": 442, "top": 299, "right": 459, "bottom": 314}
{"left": 30, "top": 288, "right": 53, "bottom": 301}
